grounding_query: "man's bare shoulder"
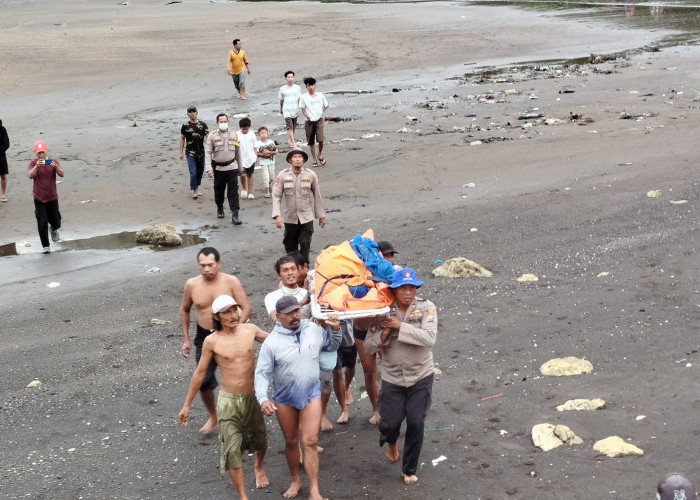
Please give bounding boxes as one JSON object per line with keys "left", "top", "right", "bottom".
{"left": 219, "top": 272, "right": 242, "bottom": 285}
{"left": 184, "top": 275, "right": 205, "bottom": 288}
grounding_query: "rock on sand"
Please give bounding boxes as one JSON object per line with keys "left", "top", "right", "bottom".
{"left": 135, "top": 224, "right": 182, "bottom": 246}
{"left": 532, "top": 423, "right": 583, "bottom": 451}
{"left": 540, "top": 356, "right": 593, "bottom": 376}
{"left": 432, "top": 257, "right": 493, "bottom": 278}
{"left": 593, "top": 436, "right": 644, "bottom": 457}
{"left": 556, "top": 398, "right": 606, "bottom": 411}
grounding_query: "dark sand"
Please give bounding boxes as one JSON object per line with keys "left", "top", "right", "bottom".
{"left": 1, "top": 1, "right": 699, "bottom": 499}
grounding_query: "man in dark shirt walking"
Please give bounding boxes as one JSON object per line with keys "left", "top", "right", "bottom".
{"left": 179, "top": 106, "right": 209, "bottom": 199}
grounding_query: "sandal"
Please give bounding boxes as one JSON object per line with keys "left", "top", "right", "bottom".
{"left": 319, "top": 157, "right": 326, "bottom": 166}
{"left": 312, "top": 162, "right": 318, "bottom": 168}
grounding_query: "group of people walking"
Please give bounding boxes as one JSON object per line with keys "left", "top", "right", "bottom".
{"left": 178, "top": 245, "right": 438, "bottom": 499}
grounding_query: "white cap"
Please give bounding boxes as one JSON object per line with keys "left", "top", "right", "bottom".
{"left": 212, "top": 295, "right": 239, "bottom": 314}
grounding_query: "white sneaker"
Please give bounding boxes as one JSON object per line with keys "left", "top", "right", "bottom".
{"left": 248, "top": 193, "right": 255, "bottom": 199}
{"left": 241, "top": 190, "right": 248, "bottom": 198}
{"left": 50, "top": 228, "right": 60, "bottom": 242}
{"left": 43, "top": 247, "right": 51, "bottom": 254}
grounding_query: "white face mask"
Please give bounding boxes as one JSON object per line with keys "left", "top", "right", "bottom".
{"left": 218, "top": 122, "right": 229, "bottom": 131}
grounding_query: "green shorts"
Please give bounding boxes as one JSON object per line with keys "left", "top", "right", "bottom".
{"left": 217, "top": 391, "right": 268, "bottom": 471}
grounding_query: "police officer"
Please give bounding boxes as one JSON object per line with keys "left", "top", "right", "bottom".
{"left": 205, "top": 113, "right": 243, "bottom": 225}
{"left": 271, "top": 149, "right": 326, "bottom": 263}
{"left": 364, "top": 268, "right": 437, "bottom": 486}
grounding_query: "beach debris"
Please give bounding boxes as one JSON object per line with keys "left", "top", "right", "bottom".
{"left": 517, "top": 273, "right": 538, "bottom": 282}
{"left": 392, "top": 88, "right": 401, "bottom": 93}
{"left": 665, "top": 67, "right": 677, "bottom": 71}
{"left": 46, "top": 282, "right": 61, "bottom": 288}
{"left": 135, "top": 224, "right": 182, "bottom": 246}
{"left": 18, "top": 241, "right": 31, "bottom": 247}
{"left": 518, "top": 111, "right": 543, "bottom": 120}
{"left": 589, "top": 53, "right": 620, "bottom": 64}
{"left": 432, "top": 257, "right": 493, "bottom": 278}
{"left": 636, "top": 415, "right": 646, "bottom": 421}
{"left": 131, "top": 120, "right": 140, "bottom": 127}
{"left": 405, "top": 116, "right": 418, "bottom": 122}
{"left": 644, "top": 45, "right": 660, "bottom": 52}
{"left": 361, "top": 133, "right": 381, "bottom": 139}
{"left": 480, "top": 393, "right": 504, "bottom": 401}
{"left": 432, "top": 367, "right": 442, "bottom": 375}
{"left": 26, "top": 379, "right": 42, "bottom": 388}
{"left": 150, "top": 318, "right": 171, "bottom": 326}
{"left": 593, "top": 436, "right": 643, "bottom": 457}
{"left": 569, "top": 112, "right": 594, "bottom": 125}
{"left": 432, "top": 455, "right": 447, "bottom": 466}
{"left": 545, "top": 118, "right": 564, "bottom": 125}
{"left": 146, "top": 267, "right": 161, "bottom": 273}
{"left": 163, "top": 1, "right": 182, "bottom": 4}
{"left": 504, "top": 89, "right": 520, "bottom": 95}
{"left": 470, "top": 140, "right": 482, "bottom": 146}
{"left": 463, "top": 183, "right": 476, "bottom": 188}
{"left": 670, "top": 200, "right": 688, "bottom": 205}
{"left": 597, "top": 271, "right": 610, "bottom": 277}
{"left": 556, "top": 398, "right": 606, "bottom": 412}
{"left": 470, "top": 228, "right": 478, "bottom": 232}
{"left": 532, "top": 423, "right": 582, "bottom": 451}
{"left": 397, "top": 127, "right": 419, "bottom": 133}
{"left": 559, "top": 88, "right": 575, "bottom": 94}
{"left": 540, "top": 357, "right": 593, "bottom": 376}
{"left": 80, "top": 199, "right": 95, "bottom": 204}
{"left": 646, "top": 190, "right": 662, "bottom": 198}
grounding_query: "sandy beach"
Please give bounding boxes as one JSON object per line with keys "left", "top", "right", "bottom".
{"left": 1, "top": 1, "right": 699, "bottom": 498}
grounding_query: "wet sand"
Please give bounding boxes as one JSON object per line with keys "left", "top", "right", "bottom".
{"left": 1, "top": 1, "right": 700, "bottom": 499}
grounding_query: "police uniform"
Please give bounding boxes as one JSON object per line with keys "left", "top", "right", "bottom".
{"left": 271, "top": 166, "right": 325, "bottom": 262}
{"left": 204, "top": 129, "right": 242, "bottom": 222}
{"left": 364, "top": 295, "right": 438, "bottom": 478}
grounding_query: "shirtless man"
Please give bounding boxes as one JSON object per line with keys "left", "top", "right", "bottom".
{"left": 180, "top": 247, "right": 252, "bottom": 434}
{"left": 178, "top": 295, "right": 268, "bottom": 499}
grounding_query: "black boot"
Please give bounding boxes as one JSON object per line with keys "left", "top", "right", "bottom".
{"left": 217, "top": 207, "right": 225, "bottom": 219}
{"left": 231, "top": 211, "right": 242, "bottom": 225}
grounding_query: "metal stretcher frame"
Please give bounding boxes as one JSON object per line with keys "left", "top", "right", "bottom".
{"left": 310, "top": 293, "right": 390, "bottom": 320}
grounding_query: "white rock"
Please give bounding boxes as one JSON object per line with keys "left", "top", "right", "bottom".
{"left": 556, "top": 398, "right": 606, "bottom": 411}
{"left": 150, "top": 318, "right": 171, "bottom": 326}
{"left": 593, "top": 436, "right": 643, "bottom": 457}
{"left": 26, "top": 380, "right": 42, "bottom": 388}
{"left": 540, "top": 357, "right": 593, "bottom": 376}
{"left": 432, "top": 257, "right": 493, "bottom": 278}
{"left": 46, "top": 282, "right": 60, "bottom": 288}
{"left": 646, "top": 190, "right": 662, "bottom": 198}
{"left": 517, "top": 273, "right": 538, "bottom": 282}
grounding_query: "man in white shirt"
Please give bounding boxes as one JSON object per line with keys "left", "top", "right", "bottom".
{"left": 299, "top": 77, "right": 329, "bottom": 167}
{"left": 264, "top": 254, "right": 310, "bottom": 322}
{"left": 279, "top": 71, "right": 302, "bottom": 148}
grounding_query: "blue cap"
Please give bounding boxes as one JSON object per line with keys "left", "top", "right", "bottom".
{"left": 389, "top": 268, "right": 424, "bottom": 288}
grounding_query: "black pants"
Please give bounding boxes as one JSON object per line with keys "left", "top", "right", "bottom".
{"left": 213, "top": 169, "right": 239, "bottom": 213}
{"left": 378, "top": 374, "right": 433, "bottom": 476}
{"left": 34, "top": 198, "right": 61, "bottom": 248}
{"left": 283, "top": 221, "right": 314, "bottom": 263}
{"left": 194, "top": 325, "right": 218, "bottom": 392}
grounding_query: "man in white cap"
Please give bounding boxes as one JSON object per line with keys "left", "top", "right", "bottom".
{"left": 178, "top": 294, "right": 269, "bottom": 499}
{"left": 271, "top": 149, "right": 326, "bottom": 263}
{"left": 255, "top": 295, "right": 341, "bottom": 500}
{"left": 27, "top": 140, "right": 64, "bottom": 253}
{"left": 365, "top": 267, "right": 438, "bottom": 485}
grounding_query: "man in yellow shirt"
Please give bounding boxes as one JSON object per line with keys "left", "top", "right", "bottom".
{"left": 228, "top": 39, "right": 250, "bottom": 100}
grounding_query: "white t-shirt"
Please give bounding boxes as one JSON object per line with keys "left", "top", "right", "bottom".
{"left": 299, "top": 92, "right": 328, "bottom": 122}
{"left": 238, "top": 130, "right": 257, "bottom": 168}
{"left": 255, "top": 139, "right": 276, "bottom": 166}
{"left": 279, "top": 84, "right": 302, "bottom": 118}
{"left": 264, "top": 286, "right": 310, "bottom": 319}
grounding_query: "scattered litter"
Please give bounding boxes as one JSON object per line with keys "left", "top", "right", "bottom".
{"left": 18, "top": 241, "right": 32, "bottom": 247}
{"left": 559, "top": 88, "right": 575, "bottom": 94}
{"left": 518, "top": 112, "right": 543, "bottom": 120}
{"left": 470, "top": 140, "right": 482, "bottom": 146}
{"left": 397, "top": 127, "right": 419, "bottom": 133}
{"left": 636, "top": 415, "right": 646, "bottom": 421}
{"left": 686, "top": 363, "right": 693, "bottom": 368}
{"left": 432, "top": 367, "right": 442, "bottom": 375}
{"left": 46, "top": 282, "right": 61, "bottom": 288}
{"left": 618, "top": 162, "right": 633, "bottom": 166}
{"left": 646, "top": 190, "right": 662, "bottom": 198}
{"left": 392, "top": 88, "right": 401, "bottom": 93}
{"left": 470, "top": 228, "right": 478, "bottom": 232}
{"left": 146, "top": 267, "right": 161, "bottom": 273}
{"left": 669, "top": 200, "right": 688, "bottom": 205}
{"left": 517, "top": 273, "right": 538, "bottom": 282}
{"left": 359, "top": 391, "right": 368, "bottom": 400}
{"left": 499, "top": 429, "right": 508, "bottom": 436}
{"left": 597, "top": 272, "right": 610, "bottom": 277}
{"left": 150, "top": 318, "right": 171, "bottom": 326}
{"left": 665, "top": 67, "right": 677, "bottom": 71}
{"left": 463, "top": 183, "right": 476, "bottom": 188}
{"left": 432, "top": 455, "right": 447, "bottom": 466}
{"left": 480, "top": 393, "right": 504, "bottom": 401}
{"left": 434, "top": 259, "right": 442, "bottom": 264}
{"left": 132, "top": 120, "right": 140, "bottom": 127}
{"left": 405, "top": 116, "right": 418, "bottom": 122}
{"left": 26, "top": 380, "right": 42, "bottom": 388}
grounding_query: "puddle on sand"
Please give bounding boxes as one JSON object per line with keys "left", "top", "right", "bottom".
{"left": 2, "top": 231, "right": 207, "bottom": 256}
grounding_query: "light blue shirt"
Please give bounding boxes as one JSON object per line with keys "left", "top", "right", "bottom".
{"left": 255, "top": 319, "right": 341, "bottom": 410}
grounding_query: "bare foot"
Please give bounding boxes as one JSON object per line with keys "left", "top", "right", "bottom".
{"left": 198, "top": 416, "right": 216, "bottom": 435}
{"left": 321, "top": 415, "right": 333, "bottom": 431}
{"left": 241, "top": 96, "right": 247, "bottom": 100}
{"left": 282, "top": 480, "right": 301, "bottom": 499}
{"left": 255, "top": 467, "right": 270, "bottom": 488}
{"left": 345, "top": 392, "right": 354, "bottom": 405}
{"left": 316, "top": 444, "right": 324, "bottom": 453}
{"left": 369, "top": 411, "right": 381, "bottom": 425}
{"left": 309, "top": 491, "right": 329, "bottom": 500}
{"left": 402, "top": 473, "right": 418, "bottom": 484}
{"left": 386, "top": 442, "right": 399, "bottom": 463}
{"left": 336, "top": 410, "right": 349, "bottom": 424}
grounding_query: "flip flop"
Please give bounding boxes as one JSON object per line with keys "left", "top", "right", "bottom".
{"left": 312, "top": 162, "right": 318, "bottom": 168}
{"left": 319, "top": 157, "right": 326, "bottom": 165}
{"left": 0, "top": 195, "right": 6, "bottom": 202}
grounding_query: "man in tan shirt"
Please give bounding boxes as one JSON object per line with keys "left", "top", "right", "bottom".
{"left": 205, "top": 113, "right": 243, "bottom": 224}
{"left": 271, "top": 149, "right": 326, "bottom": 263}
{"left": 365, "top": 267, "right": 437, "bottom": 486}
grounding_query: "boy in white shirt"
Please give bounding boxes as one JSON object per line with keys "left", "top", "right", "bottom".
{"left": 299, "top": 77, "right": 329, "bottom": 167}
{"left": 254, "top": 126, "right": 277, "bottom": 199}
{"left": 238, "top": 117, "right": 257, "bottom": 199}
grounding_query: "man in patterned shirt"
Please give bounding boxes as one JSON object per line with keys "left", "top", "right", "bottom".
{"left": 179, "top": 105, "right": 208, "bottom": 199}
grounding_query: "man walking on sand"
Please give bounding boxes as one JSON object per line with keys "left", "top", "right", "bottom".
{"left": 299, "top": 77, "right": 329, "bottom": 167}
{"left": 364, "top": 268, "right": 437, "bottom": 485}
{"left": 228, "top": 39, "right": 250, "bottom": 100}
{"left": 179, "top": 295, "right": 269, "bottom": 499}
{"left": 279, "top": 71, "right": 302, "bottom": 148}
{"left": 180, "top": 247, "right": 252, "bottom": 434}
{"left": 255, "top": 296, "right": 341, "bottom": 500}
{"left": 272, "top": 149, "right": 326, "bottom": 264}
{"left": 205, "top": 113, "right": 244, "bottom": 225}
{"left": 0, "top": 119, "right": 9, "bottom": 202}
{"left": 27, "top": 141, "right": 64, "bottom": 254}
{"left": 179, "top": 105, "right": 208, "bottom": 199}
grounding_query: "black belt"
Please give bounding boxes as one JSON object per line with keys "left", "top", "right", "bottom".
{"left": 212, "top": 158, "right": 236, "bottom": 167}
